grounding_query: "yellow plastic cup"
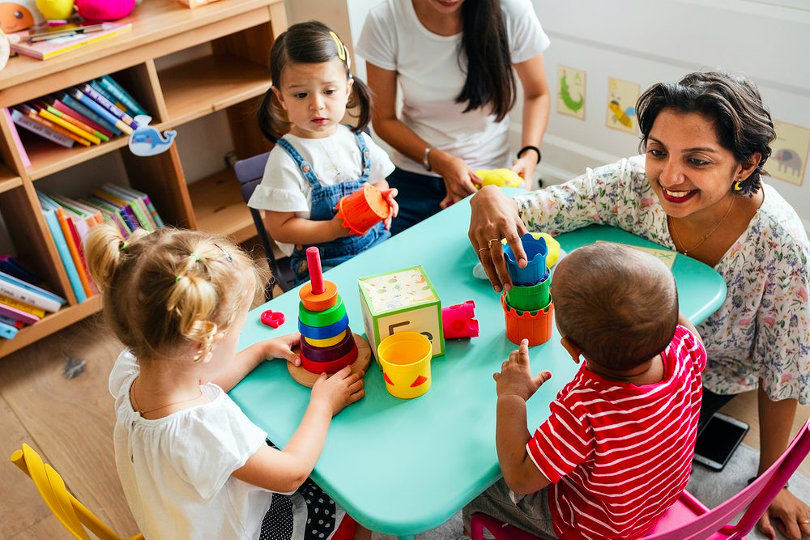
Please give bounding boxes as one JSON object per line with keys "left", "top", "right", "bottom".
{"left": 377, "top": 332, "right": 432, "bottom": 399}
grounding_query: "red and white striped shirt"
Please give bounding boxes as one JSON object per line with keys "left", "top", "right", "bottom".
{"left": 527, "top": 325, "right": 706, "bottom": 539}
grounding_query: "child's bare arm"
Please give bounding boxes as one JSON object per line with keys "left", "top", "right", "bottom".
{"left": 494, "top": 340, "right": 552, "bottom": 495}
{"left": 265, "top": 210, "right": 350, "bottom": 245}
{"left": 677, "top": 311, "right": 704, "bottom": 349}
{"left": 212, "top": 333, "right": 301, "bottom": 392}
{"left": 232, "top": 365, "right": 365, "bottom": 492}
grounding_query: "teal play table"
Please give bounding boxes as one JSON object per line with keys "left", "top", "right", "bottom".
{"left": 232, "top": 193, "right": 726, "bottom": 539}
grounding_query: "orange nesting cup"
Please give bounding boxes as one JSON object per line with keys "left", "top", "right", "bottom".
{"left": 501, "top": 293, "right": 554, "bottom": 347}
{"left": 335, "top": 183, "right": 390, "bottom": 235}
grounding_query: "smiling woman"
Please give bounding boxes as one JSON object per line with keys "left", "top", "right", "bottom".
{"left": 468, "top": 71, "right": 810, "bottom": 539}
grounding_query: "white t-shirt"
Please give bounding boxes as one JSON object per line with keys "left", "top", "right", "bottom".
{"left": 109, "top": 350, "right": 281, "bottom": 540}
{"left": 248, "top": 125, "right": 395, "bottom": 255}
{"left": 356, "top": 0, "right": 550, "bottom": 174}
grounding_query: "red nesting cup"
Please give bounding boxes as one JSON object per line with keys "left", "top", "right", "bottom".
{"left": 335, "top": 183, "right": 390, "bottom": 235}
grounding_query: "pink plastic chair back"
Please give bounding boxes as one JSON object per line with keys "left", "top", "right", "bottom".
{"left": 471, "top": 419, "right": 810, "bottom": 540}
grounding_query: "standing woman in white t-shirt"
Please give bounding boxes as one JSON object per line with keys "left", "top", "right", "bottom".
{"left": 356, "top": 0, "right": 551, "bottom": 235}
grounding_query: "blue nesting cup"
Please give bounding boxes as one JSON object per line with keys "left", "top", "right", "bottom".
{"left": 503, "top": 233, "right": 548, "bottom": 286}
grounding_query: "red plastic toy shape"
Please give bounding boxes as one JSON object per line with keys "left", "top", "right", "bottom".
{"left": 260, "top": 309, "right": 285, "bottom": 329}
{"left": 442, "top": 300, "right": 479, "bottom": 339}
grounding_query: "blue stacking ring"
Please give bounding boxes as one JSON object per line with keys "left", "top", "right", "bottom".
{"left": 299, "top": 312, "right": 350, "bottom": 340}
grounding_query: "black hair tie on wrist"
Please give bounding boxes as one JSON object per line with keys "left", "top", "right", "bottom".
{"left": 517, "top": 145, "right": 542, "bottom": 164}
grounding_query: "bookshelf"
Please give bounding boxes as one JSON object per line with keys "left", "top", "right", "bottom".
{"left": 0, "top": 0, "right": 285, "bottom": 358}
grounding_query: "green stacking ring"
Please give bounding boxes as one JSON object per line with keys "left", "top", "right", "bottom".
{"left": 506, "top": 278, "right": 551, "bottom": 312}
{"left": 298, "top": 295, "right": 347, "bottom": 327}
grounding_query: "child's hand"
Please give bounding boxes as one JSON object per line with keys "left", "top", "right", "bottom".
{"left": 311, "top": 365, "right": 365, "bottom": 416}
{"left": 263, "top": 332, "right": 301, "bottom": 366}
{"left": 493, "top": 339, "right": 551, "bottom": 401}
{"left": 330, "top": 213, "right": 353, "bottom": 239}
{"left": 381, "top": 188, "right": 398, "bottom": 230}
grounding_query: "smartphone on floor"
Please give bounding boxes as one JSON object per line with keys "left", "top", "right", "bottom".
{"left": 693, "top": 412, "right": 749, "bottom": 471}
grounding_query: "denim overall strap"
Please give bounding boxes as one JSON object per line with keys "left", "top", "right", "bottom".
{"left": 283, "top": 132, "right": 389, "bottom": 283}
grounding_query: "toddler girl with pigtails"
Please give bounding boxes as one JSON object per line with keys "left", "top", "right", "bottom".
{"left": 86, "top": 224, "right": 367, "bottom": 539}
{"left": 250, "top": 21, "right": 398, "bottom": 282}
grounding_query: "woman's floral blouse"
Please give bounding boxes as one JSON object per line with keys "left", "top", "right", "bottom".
{"left": 516, "top": 156, "right": 810, "bottom": 403}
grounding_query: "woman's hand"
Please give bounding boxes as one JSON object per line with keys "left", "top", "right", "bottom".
{"left": 468, "top": 185, "right": 529, "bottom": 292}
{"left": 757, "top": 488, "right": 810, "bottom": 540}
{"left": 511, "top": 154, "right": 539, "bottom": 187}
{"left": 430, "top": 149, "right": 481, "bottom": 208}
{"left": 263, "top": 332, "right": 301, "bottom": 366}
{"left": 311, "top": 365, "right": 365, "bottom": 416}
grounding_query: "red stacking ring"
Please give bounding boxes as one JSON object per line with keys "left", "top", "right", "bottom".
{"left": 300, "top": 328, "right": 355, "bottom": 363}
{"left": 300, "top": 341, "right": 358, "bottom": 374}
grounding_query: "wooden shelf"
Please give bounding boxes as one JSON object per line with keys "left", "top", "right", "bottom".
{"left": 159, "top": 54, "right": 271, "bottom": 127}
{"left": 0, "top": 164, "right": 22, "bottom": 194}
{"left": 22, "top": 134, "right": 131, "bottom": 181}
{"left": 0, "top": 295, "right": 102, "bottom": 358}
{"left": 188, "top": 167, "right": 255, "bottom": 243}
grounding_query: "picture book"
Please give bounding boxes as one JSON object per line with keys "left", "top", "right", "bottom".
{"left": 111, "top": 184, "right": 164, "bottom": 228}
{"left": 41, "top": 102, "right": 109, "bottom": 142}
{"left": 0, "top": 299, "right": 40, "bottom": 325}
{"left": 79, "top": 83, "right": 138, "bottom": 130}
{"left": 3, "top": 108, "right": 30, "bottom": 168}
{"left": 90, "top": 189, "right": 140, "bottom": 231}
{"left": 16, "top": 104, "right": 90, "bottom": 146}
{"left": 61, "top": 93, "right": 121, "bottom": 136}
{"left": 0, "top": 256, "right": 42, "bottom": 285}
{"left": 10, "top": 109, "right": 75, "bottom": 148}
{"left": 37, "top": 191, "right": 87, "bottom": 303}
{"left": 0, "top": 319, "right": 19, "bottom": 340}
{"left": 9, "top": 22, "right": 132, "bottom": 60}
{"left": 0, "top": 294, "right": 45, "bottom": 318}
{"left": 0, "top": 314, "right": 25, "bottom": 330}
{"left": 97, "top": 75, "right": 147, "bottom": 116}
{"left": 101, "top": 183, "right": 155, "bottom": 231}
{"left": 0, "top": 271, "right": 64, "bottom": 312}
{"left": 69, "top": 89, "right": 132, "bottom": 135}
{"left": 52, "top": 97, "right": 114, "bottom": 138}
{"left": 81, "top": 195, "right": 131, "bottom": 237}
{"left": 47, "top": 194, "right": 100, "bottom": 295}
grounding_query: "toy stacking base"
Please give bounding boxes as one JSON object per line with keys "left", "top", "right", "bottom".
{"left": 288, "top": 333, "right": 371, "bottom": 388}
{"left": 501, "top": 293, "right": 553, "bottom": 346}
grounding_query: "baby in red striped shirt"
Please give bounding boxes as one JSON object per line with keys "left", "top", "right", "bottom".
{"left": 464, "top": 243, "right": 707, "bottom": 539}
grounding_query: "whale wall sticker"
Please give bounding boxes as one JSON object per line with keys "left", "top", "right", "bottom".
{"left": 128, "top": 115, "right": 177, "bottom": 157}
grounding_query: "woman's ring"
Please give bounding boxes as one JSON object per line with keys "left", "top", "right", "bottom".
{"left": 478, "top": 246, "right": 489, "bottom": 253}
{"left": 801, "top": 518, "right": 810, "bottom": 524}
{"left": 488, "top": 238, "right": 500, "bottom": 249}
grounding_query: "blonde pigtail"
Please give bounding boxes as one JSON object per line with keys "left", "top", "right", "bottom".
{"left": 85, "top": 225, "right": 127, "bottom": 291}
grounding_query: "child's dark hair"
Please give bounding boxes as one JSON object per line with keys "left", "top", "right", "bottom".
{"left": 636, "top": 71, "right": 775, "bottom": 197}
{"left": 85, "top": 225, "right": 264, "bottom": 363}
{"left": 259, "top": 21, "right": 372, "bottom": 142}
{"left": 553, "top": 244, "right": 679, "bottom": 370}
{"left": 457, "top": 0, "right": 516, "bottom": 122}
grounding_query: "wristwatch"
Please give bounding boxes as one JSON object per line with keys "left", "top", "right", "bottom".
{"left": 422, "top": 146, "right": 433, "bottom": 171}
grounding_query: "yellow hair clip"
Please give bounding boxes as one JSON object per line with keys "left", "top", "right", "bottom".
{"left": 329, "top": 31, "right": 347, "bottom": 62}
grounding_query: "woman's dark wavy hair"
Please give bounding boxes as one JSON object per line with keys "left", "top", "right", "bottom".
{"left": 456, "top": 0, "right": 516, "bottom": 122}
{"left": 636, "top": 71, "right": 775, "bottom": 196}
{"left": 258, "top": 21, "right": 372, "bottom": 143}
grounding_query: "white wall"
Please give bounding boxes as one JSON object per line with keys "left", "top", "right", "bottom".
{"left": 286, "top": 0, "right": 810, "bottom": 229}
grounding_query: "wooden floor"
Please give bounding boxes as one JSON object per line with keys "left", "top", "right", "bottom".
{"left": 2, "top": 307, "right": 809, "bottom": 539}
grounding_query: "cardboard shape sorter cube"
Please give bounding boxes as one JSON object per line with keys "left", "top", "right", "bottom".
{"left": 358, "top": 265, "right": 444, "bottom": 362}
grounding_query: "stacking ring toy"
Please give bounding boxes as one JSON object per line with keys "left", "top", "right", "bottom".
{"left": 305, "top": 330, "right": 347, "bottom": 348}
{"left": 299, "top": 313, "right": 349, "bottom": 340}
{"left": 300, "top": 328, "right": 355, "bottom": 363}
{"left": 298, "top": 295, "right": 346, "bottom": 327}
{"left": 299, "top": 280, "right": 338, "bottom": 311}
{"left": 300, "top": 342, "right": 358, "bottom": 374}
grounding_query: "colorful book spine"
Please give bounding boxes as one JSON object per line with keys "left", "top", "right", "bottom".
{"left": 55, "top": 208, "right": 94, "bottom": 298}
{"left": 38, "top": 108, "right": 100, "bottom": 144}
{"left": 0, "top": 294, "right": 46, "bottom": 318}
{"left": 69, "top": 89, "right": 132, "bottom": 135}
{"left": 53, "top": 99, "right": 113, "bottom": 138}
{"left": 0, "top": 301, "right": 39, "bottom": 325}
{"left": 81, "top": 196, "right": 131, "bottom": 237}
{"left": 3, "top": 108, "right": 31, "bottom": 168}
{"left": 0, "top": 271, "right": 65, "bottom": 307}
{"left": 102, "top": 184, "right": 154, "bottom": 231}
{"left": 0, "top": 314, "right": 25, "bottom": 329}
{"left": 0, "top": 256, "right": 42, "bottom": 285}
{"left": 79, "top": 83, "right": 138, "bottom": 129}
{"left": 10, "top": 109, "right": 74, "bottom": 148}
{"left": 45, "top": 105, "right": 109, "bottom": 142}
{"left": 0, "top": 319, "right": 19, "bottom": 339}
{"left": 107, "top": 185, "right": 164, "bottom": 228}
{"left": 98, "top": 75, "right": 147, "bottom": 116}
{"left": 91, "top": 190, "right": 140, "bottom": 231}
{"left": 38, "top": 198, "right": 87, "bottom": 303}
{"left": 88, "top": 80, "right": 126, "bottom": 114}
{"left": 61, "top": 93, "right": 121, "bottom": 136}
{"left": 0, "top": 273, "right": 63, "bottom": 312}
{"left": 16, "top": 105, "right": 90, "bottom": 147}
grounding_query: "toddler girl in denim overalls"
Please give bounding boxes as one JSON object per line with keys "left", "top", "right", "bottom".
{"left": 249, "top": 22, "right": 397, "bottom": 284}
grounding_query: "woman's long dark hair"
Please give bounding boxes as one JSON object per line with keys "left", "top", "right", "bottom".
{"left": 258, "top": 21, "right": 372, "bottom": 143}
{"left": 456, "top": 0, "right": 515, "bottom": 122}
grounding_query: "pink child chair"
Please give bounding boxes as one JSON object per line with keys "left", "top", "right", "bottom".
{"left": 471, "top": 419, "right": 810, "bottom": 540}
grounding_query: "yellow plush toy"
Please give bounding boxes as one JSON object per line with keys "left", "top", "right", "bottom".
{"left": 474, "top": 168, "right": 524, "bottom": 189}
{"left": 36, "top": 0, "right": 73, "bottom": 20}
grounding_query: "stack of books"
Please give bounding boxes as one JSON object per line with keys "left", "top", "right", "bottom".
{"left": 0, "top": 257, "right": 66, "bottom": 340}
{"left": 37, "top": 185, "right": 164, "bottom": 303}
{"left": 8, "top": 75, "right": 147, "bottom": 150}
{"left": 9, "top": 21, "right": 132, "bottom": 61}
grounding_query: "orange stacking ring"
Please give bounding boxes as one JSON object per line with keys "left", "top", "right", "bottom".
{"left": 300, "top": 340, "right": 358, "bottom": 374}
{"left": 299, "top": 279, "right": 338, "bottom": 311}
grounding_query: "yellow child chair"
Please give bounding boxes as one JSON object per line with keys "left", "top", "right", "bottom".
{"left": 10, "top": 443, "right": 143, "bottom": 540}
